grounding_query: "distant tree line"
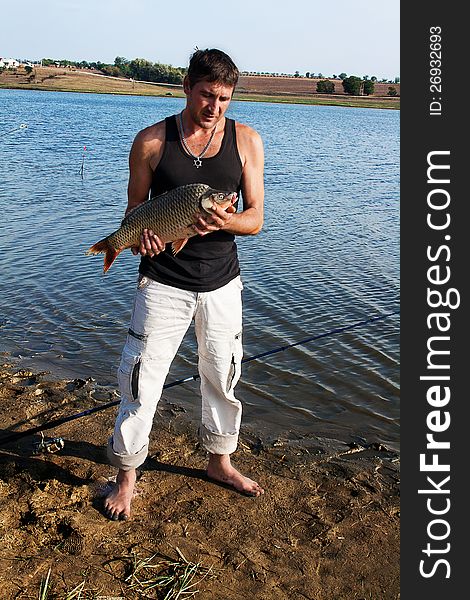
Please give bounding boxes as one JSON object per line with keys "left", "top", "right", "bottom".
{"left": 104, "top": 57, "right": 185, "bottom": 84}
{"left": 315, "top": 74, "right": 399, "bottom": 96}
{"left": 42, "top": 58, "right": 109, "bottom": 70}
{"left": 36, "top": 57, "right": 399, "bottom": 93}
{"left": 40, "top": 57, "right": 186, "bottom": 85}
{"left": 307, "top": 71, "right": 399, "bottom": 84}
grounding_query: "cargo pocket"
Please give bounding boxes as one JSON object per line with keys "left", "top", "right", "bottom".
{"left": 118, "top": 338, "right": 144, "bottom": 402}
{"left": 226, "top": 331, "right": 243, "bottom": 393}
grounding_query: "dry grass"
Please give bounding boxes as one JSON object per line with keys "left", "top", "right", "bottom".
{"left": 123, "top": 547, "right": 217, "bottom": 599}
{"left": 34, "top": 567, "right": 102, "bottom": 600}
{"left": 38, "top": 568, "right": 52, "bottom": 600}
{"left": 33, "top": 549, "right": 216, "bottom": 599}
{"left": 238, "top": 74, "right": 400, "bottom": 97}
{"left": 0, "top": 66, "right": 182, "bottom": 97}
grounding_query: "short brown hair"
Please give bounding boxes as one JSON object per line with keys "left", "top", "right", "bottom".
{"left": 187, "top": 48, "right": 239, "bottom": 89}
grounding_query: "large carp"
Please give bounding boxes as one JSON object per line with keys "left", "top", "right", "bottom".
{"left": 87, "top": 183, "right": 237, "bottom": 273}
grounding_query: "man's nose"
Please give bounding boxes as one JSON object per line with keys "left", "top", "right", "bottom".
{"left": 209, "top": 97, "right": 220, "bottom": 112}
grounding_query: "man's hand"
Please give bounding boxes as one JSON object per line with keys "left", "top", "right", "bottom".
{"left": 131, "top": 229, "right": 165, "bottom": 257}
{"left": 192, "top": 204, "right": 237, "bottom": 236}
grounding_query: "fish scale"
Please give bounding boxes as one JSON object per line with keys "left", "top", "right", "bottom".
{"left": 87, "top": 183, "right": 236, "bottom": 273}
{"left": 112, "top": 183, "right": 208, "bottom": 248}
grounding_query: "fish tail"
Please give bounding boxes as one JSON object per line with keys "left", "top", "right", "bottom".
{"left": 86, "top": 238, "right": 122, "bottom": 273}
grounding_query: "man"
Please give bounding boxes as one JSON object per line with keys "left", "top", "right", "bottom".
{"left": 104, "top": 48, "right": 265, "bottom": 521}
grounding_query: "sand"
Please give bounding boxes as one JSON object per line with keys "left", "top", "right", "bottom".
{"left": 0, "top": 360, "right": 399, "bottom": 599}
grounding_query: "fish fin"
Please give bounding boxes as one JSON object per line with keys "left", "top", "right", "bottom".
{"left": 171, "top": 238, "right": 189, "bottom": 255}
{"left": 86, "top": 238, "right": 122, "bottom": 273}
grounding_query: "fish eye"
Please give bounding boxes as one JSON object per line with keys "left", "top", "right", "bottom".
{"left": 218, "top": 193, "right": 224, "bottom": 200}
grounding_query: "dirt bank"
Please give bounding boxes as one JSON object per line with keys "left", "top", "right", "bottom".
{"left": 0, "top": 361, "right": 399, "bottom": 599}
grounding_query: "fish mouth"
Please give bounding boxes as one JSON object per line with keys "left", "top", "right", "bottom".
{"left": 200, "top": 190, "right": 237, "bottom": 212}
{"left": 219, "top": 191, "right": 237, "bottom": 207}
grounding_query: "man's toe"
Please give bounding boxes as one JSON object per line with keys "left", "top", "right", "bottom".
{"left": 104, "top": 505, "right": 117, "bottom": 520}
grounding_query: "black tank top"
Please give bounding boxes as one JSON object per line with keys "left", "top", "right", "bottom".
{"left": 139, "top": 115, "right": 243, "bottom": 292}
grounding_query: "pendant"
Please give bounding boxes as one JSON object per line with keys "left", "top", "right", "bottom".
{"left": 194, "top": 157, "right": 202, "bottom": 168}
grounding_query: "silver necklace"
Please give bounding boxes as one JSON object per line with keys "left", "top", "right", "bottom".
{"left": 178, "top": 111, "right": 217, "bottom": 168}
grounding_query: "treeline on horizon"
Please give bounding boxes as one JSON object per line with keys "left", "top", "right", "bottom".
{"left": 35, "top": 57, "right": 399, "bottom": 95}
{"left": 41, "top": 56, "right": 185, "bottom": 84}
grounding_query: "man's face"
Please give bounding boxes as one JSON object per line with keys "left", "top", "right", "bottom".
{"left": 184, "top": 78, "right": 234, "bottom": 129}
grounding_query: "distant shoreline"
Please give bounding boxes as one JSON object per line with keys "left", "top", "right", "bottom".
{"left": 0, "top": 66, "right": 400, "bottom": 110}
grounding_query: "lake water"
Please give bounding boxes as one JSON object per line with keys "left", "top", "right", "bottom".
{"left": 0, "top": 89, "right": 399, "bottom": 451}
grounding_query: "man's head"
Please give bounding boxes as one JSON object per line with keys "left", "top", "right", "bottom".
{"left": 186, "top": 48, "right": 239, "bottom": 90}
{"left": 183, "top": 49, "right": 239, "bottom": 130}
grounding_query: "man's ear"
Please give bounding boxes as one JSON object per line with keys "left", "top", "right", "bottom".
{"left": 183, "top": 76, "right": 191, "bottom": 95}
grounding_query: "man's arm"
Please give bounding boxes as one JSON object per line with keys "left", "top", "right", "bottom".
{"left": 192, "top": 124, "right": 264, "bottom": 236}
{"left": 126, "top": 122, "right": 166, "bottom": 256}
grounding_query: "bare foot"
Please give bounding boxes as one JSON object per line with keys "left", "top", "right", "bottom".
{"left": 103, "top": 468, "right": 136, "bottom": 520}
{"left": 207, "top": 454, "right": 264, "bottom": 497}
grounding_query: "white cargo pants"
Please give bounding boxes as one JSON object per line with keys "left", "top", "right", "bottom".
{"left": 107, "top": 275, "right": 244, "bottom": 470}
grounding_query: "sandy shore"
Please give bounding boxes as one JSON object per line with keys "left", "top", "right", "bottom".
{"left": 0, "top": 359, "right": 399, "bottom": 599}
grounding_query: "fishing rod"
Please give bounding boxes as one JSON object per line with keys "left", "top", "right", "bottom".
{"left": 0, "top": 309, "right": 399, "bottom": 446}
{"left": 79, "top": 145, "right": 87, "bottom": 178}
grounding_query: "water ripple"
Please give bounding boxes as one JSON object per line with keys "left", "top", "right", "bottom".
{"left": 0, "top": 90, "right": 399, "bottom": 449}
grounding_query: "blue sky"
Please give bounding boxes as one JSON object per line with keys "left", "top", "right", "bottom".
{"left": 0, "top": 0, "right": 400, "bottom": 80}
